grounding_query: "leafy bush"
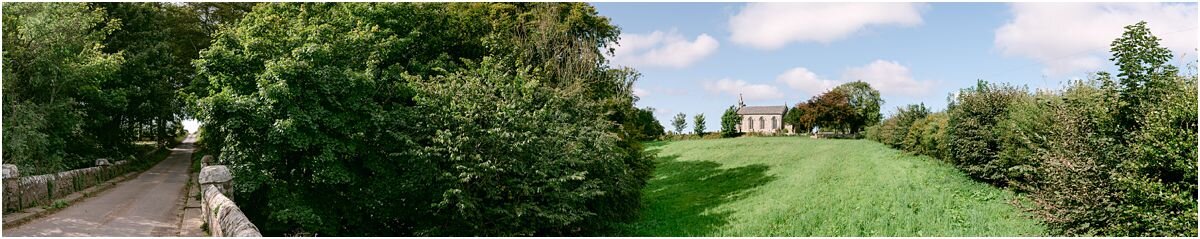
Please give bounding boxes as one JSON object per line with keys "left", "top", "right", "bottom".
{"left": 992, "top": 92, "right": 1054, "bottom": 192}
{"left": 407, "top": 60, "right": 653, "bottom": 235}
{"left": 946, "top": 81, "right": 1028, "bottom": 186}
{"left": 916, "top": 112, "right": 950, "bottom": 160}
{"left": 883, "top": 104, "right": 928, "bottom": 148}
{"left": 1027, "top": 78, "right": 1123, "bottom": 236}
{"left": 629, "top": 107, "right": 665, "bottom": 141}
{"left": 900, "top": 116, "right": 926, "bottom": 153}
{"left": 1110, "top": 74, "right": 1197, "bottom": 236}
{"left": 858, "top": 21, "right": 1197, "bottom": 236}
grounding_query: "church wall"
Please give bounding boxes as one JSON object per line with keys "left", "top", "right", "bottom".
{"left": 737, "top": 114, "right": 790, "bottom": 134}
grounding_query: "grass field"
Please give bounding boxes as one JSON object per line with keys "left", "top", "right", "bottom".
{"left": 616, "top": 137, "right": 1046, "bottom": 236}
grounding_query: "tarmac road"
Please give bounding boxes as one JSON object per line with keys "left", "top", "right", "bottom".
{"left": 3, "top": 135, "right": 197, "bottom": 236}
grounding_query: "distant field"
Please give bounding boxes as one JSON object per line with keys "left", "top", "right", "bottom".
{"left": 616, "top": 137, "right": 1045, "bottom": 236}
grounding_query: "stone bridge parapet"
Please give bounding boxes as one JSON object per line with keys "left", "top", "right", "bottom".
{"left": 2, "top": 160, "right": 130, "bottom": 212}
{"left": 198, "top": 155, "right": 261, "bottom": 237}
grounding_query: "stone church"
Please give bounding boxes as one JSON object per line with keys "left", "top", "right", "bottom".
{"left": 735, "top": 94, "right": 792, "bottom": 134}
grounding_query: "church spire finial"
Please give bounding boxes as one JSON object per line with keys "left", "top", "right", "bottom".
{"left": 738, "top": 93, "right": 745, "bottom": 108}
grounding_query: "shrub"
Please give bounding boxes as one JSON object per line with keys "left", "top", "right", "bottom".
{"left": 993, "top": 92, "right": 1054, "bottom": 192}
{"left": 1110, "top": 75, "right": 1197, "bottom": 236}
{"left": 887, "top": 104, "right": 928, "bottom": 148}
{"left": 900, "top": 116, "right": 927, "bottom": 153}
{"left": 916, "top": 112, "right": 950, "bottom": 160}
{"left": 629, "top": 107, "right": 665, "bottom": 141}
{"left": 1027, "top": 78, "right": 1123, "bottom": 236}
{"left": 946, "top": 80, "right": 1028, "bottom": 186}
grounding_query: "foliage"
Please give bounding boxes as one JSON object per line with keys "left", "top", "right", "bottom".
{"left": 1111, "top": 74, "right": 1196, "bottom": 236}
{"left": 3, "top": 2, "right": 231, "bottom": 175}
{"left": 806, "top": 89, "right": 854, "bottom": 133}
{"left": 720, "top": 106, "right": 741, "bottom": 138}
{"left": 783, "top": 102, "right": 813, "bottom": 134}
{"left": 692, "top": 113, "right": 706, "bottom": 136}
{"left": 98, "top": 2, "right": 207, "bottom": 148}
{"left": 628, "top": 107, "right": 665, "bottom": 141}
{"left": 190, "top": 2, "right": 651, "bottom": 236}
{"left": 866, "top": 104, "right": 929, "bottom": 149}
{"left": 992, "top": 93, "right": 1053, "bottom": 192}
{"left": 671, "top": 113, "right": 688, "bottom": 135}
{"left": 864, "top": 22, "right": 1197, "bottom": 236}
{"left": 915, "top": 112, "right": 950, "bottom": 160}
{"left": 2, "top": 2, "right": 124, "bottom": 174}
{"left": 832, "top": 81, "right": 883, "bottom": 134}
{"left": 1110, "top": 21, "right": 1178, "bottom": 133}
{"left": 946, "top": 80, "right": 1028, "bottom": 186}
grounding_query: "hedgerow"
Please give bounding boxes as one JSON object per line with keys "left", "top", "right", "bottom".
{"left": 864, "top": 22, "right": 1197, "bottom": 236}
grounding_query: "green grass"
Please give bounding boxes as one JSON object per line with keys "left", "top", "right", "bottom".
{"left": 617, "top": 137, "right": 1045, "bottom": 236}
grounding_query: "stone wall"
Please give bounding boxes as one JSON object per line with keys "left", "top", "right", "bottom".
{"left": 199, "top": 156, "right": 261, "bottom": 237}
{"left": 2, "top": 160, "right": 129, "bottom": 212}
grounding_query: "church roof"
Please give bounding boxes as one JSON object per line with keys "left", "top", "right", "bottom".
{"left": 737, "top": 106, "right": 787, "bottom": 115}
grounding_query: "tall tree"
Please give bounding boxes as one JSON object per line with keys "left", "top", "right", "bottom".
{"left": 630, "top": 107, "right": 665, "bottom": 140}
{"left": 3, "top": 2, "right": 124, "bottom": 173}
{"left": 720, "top": 106, "right": 740, "bottom": 137}
{"left": 1109, "top": 21, "right": 1178, "bottom": 135}
{"left": 98, "top": 2, "right": 206, "bottom": 148}
{"left": 692, "top": 113, "right": 706, "bottom": 136}
{"left": 808, "top": 89, "right": 854, "bottom": 133}
{"left": 671, "top": 113, "right": 688, "bottom": 135}
{"left": 191, "top": 3, "right": 651, "bottom": 235}
{"left": 833, "top": 81, "right": 883, "bottom": 134}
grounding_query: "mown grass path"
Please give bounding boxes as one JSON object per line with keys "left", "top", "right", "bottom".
{"left": 617, "top": 137, "right": 1045, "bottom": 236}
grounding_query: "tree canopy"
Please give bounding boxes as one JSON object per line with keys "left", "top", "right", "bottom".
{"left": 189, "top": 3, "right": 651, "bottom": 236}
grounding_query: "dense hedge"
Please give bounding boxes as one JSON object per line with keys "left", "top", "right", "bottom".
{"left": 864, "top": 22, "right": 1197, "bottom": 236}
{"left": 191, "top": 3, "right": 652, "bottom": 236}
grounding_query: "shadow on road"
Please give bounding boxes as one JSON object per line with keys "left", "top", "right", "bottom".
{"left": 616, "top": 149, "right": 776, "bottom": 236}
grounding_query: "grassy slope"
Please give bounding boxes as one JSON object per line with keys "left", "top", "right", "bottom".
{"left": 619, "top": 137, "right": 1045, "bottom": 236}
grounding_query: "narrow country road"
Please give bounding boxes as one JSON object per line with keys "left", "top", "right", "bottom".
{"left": 4, "top": 135, "right": 197, "bottom": 236}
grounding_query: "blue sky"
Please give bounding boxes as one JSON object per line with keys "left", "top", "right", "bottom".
{"left": 593, "top": 2, "right": 1198, "bottom": 132}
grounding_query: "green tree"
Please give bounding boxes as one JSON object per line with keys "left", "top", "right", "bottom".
{"left": 671, "top": 113, "right": 687, "bottom": 135}
{"left": 3, "top": 2, "right": 124, "bottom": 173}
{"left": 98, "top": 2, "right": 207, "bottom": 149}
{"left": 692, "top": 113, "right": 706, "bottom": 136}
{"left": 191, "top": 3, "right": 651, "bottom": 236}
{"left": 1110, "top": 21, "right": 1177, "bottom": 134}
{"left": 1106, "top": 21, "right": 1196, "bottom": 236}
{"left": 783, "top": 104, "right": 801, "bottom": 133}
{"left": 629, "top": 107, "right": 665, "bottom": 140}
{"left": 808, "top": 89, "right": 854, "bottom": 133}
{"left": 720, "top": 106, "right": 740, "bottom": 137}
{"left": 832, "top": 81, "right": 883, "bottom": 134}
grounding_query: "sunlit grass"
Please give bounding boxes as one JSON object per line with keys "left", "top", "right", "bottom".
{"left": 618, "top": 137, "right": 1046, "bottom": 236}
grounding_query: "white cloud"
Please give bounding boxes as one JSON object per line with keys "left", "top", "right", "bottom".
{"left": 841, "top": 60, "right": 934, "bottom": 97}
{"left": 995, "top": 3, "right": 1197, "bottom": 76}
{"left": 702, "top": 78, "right": 784, "bottom": 100}
{"left": 632, "top": 88, "right": 649, "bottom": 98}
{"left": 729, "top": 3, "right": 925, "bottom": 50}
{"left": 611, "top": 29, "right": 720, "bottom": 68}
{"left": 776, "top": 67, "right": 840, "bottom": 95}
